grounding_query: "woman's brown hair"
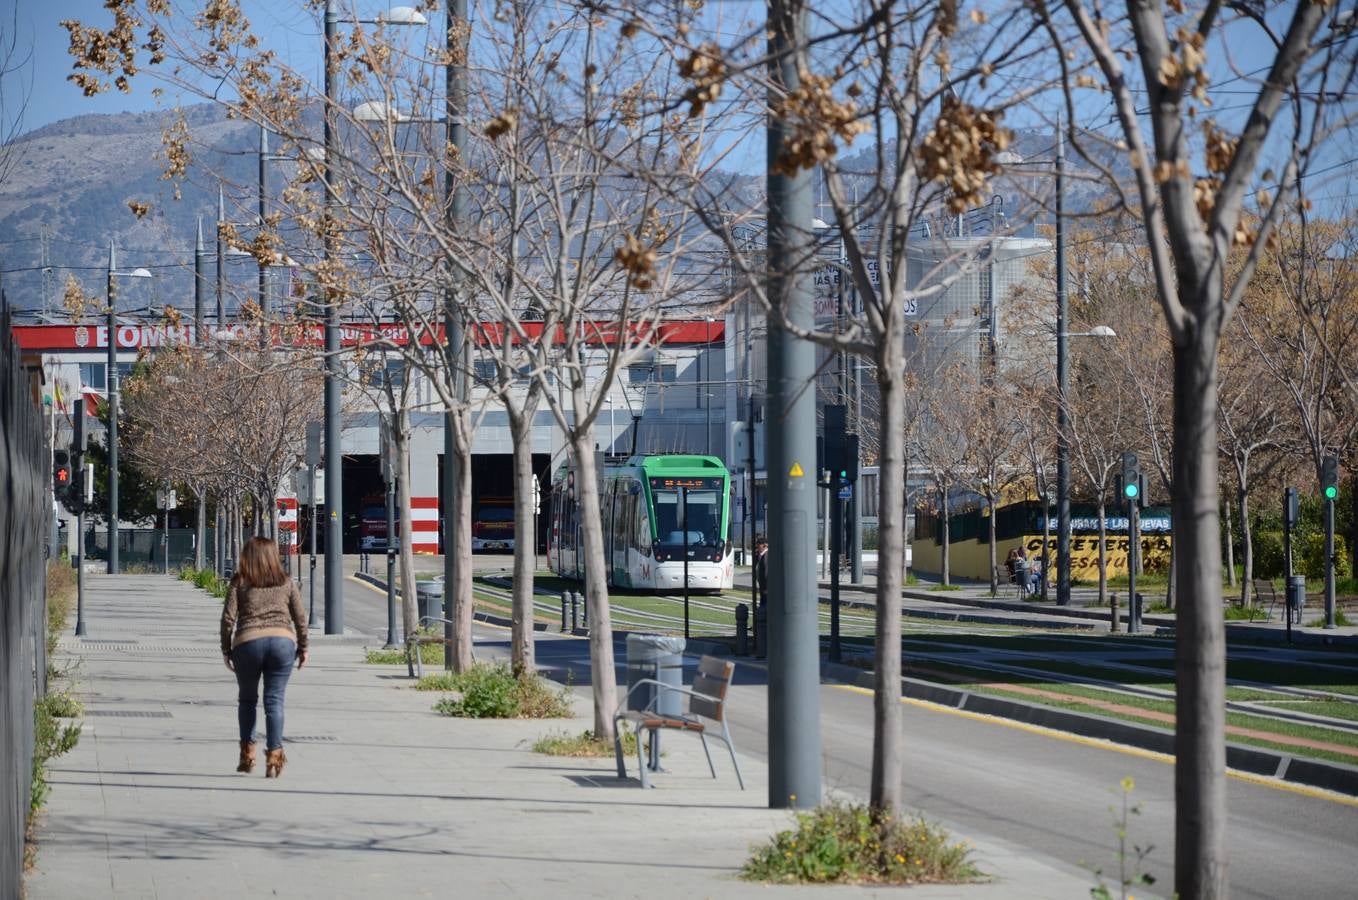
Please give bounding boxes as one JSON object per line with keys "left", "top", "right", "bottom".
{"left": 235, "top": 536, "right": 288, "bottom": 589}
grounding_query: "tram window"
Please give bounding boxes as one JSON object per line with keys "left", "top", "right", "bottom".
{"left": 653, "top": 490, "right": 721, "bottom": 548}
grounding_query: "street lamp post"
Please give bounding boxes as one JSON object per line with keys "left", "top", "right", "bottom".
{"left": 1054, "top": 115, "right": 1071, "bottom": 606}
{"left": 105, "top": 241, "right": 151, "bottom": 575}
{"left": 321, "top": 1, "right": 429, "bottom": 634}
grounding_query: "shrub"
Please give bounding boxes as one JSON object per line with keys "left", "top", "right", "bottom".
{"left": 743, "top": 803, "right": 978, "bottom": 885}
{"left": 1301, "top": 533, "right": 1349, "bottom": 581}
{"left": 30, "top": 693, "right": 81, "bottom": 818}
{"left": 1252, "top": 531, "right": 1284, "bottom": 580}
{"left": 431, "top": 663, "right": 572, "bottom": 719}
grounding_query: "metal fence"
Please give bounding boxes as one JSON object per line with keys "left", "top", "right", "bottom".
{"left": 78, "top": 528, "right": 218, "bottom": 570}
{"left": 1, "top": 303, "right": 48, "bottom": 895}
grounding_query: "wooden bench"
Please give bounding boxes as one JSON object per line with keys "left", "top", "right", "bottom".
{"left": 613, "top": 655, "right": 745, "bottom": 790}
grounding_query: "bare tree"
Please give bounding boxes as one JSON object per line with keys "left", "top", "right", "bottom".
{"left": 1044, "top": 2, "right": 1355, "bottom": 893}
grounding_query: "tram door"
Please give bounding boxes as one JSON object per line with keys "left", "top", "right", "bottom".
{"left": 609, "top": 482, "right": 634, "bottom": 587}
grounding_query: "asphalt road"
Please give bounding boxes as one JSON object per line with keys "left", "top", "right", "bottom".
{"left": 317, "top": 567, "right": 1357, "bottom": 899}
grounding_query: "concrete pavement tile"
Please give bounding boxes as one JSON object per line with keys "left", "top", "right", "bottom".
{"left": 26, "top": 574, "right": 1102, "bottom": 900}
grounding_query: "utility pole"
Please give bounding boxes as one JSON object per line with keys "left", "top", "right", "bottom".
{"left": 322, "top": 0, "right": 344, "bottom": 633}
{"left": 106, "top": 240, "right": 120, "bottom": 575}
{"left": 443, "top": 0, "right": 469, "bottom": 668}
{"left": 258, "top": 126, "right": 269, "bottom": 316}
{"left": 383, "top": 415, "right": 399, "bottom": 648}
{"left": 194, "top": 218, "right": 206, "bottom": 343}
{"left": 1054, "top": 112, "right": 1072, "bottom": 607}
{"left": 765, "top": 0, "right": 822, "bottom": 812}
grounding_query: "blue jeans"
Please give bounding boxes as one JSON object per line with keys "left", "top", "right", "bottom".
{"left": 232, "top": 636, "right": 296, "bottom": 750}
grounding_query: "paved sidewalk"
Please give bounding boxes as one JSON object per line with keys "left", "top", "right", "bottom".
{"left": 27, "top": 574, "right": 1097, "bottom": 899}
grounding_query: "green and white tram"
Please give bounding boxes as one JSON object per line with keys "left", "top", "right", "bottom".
{"left": 548, "top": 454, "right": 735, "bottom": 591}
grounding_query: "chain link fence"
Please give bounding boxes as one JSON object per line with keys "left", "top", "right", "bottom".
{"left": 1, "top": 303, "right": 48, "bottom": 895}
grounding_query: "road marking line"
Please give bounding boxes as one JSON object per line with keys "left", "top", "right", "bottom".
{"left": 832, "top": 684, "right": 1358, "bottom": 808}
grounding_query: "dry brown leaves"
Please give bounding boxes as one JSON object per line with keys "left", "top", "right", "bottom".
{"left": 772, "top": 71, "right": 869, "bottom": 176}
{"left": 614, "top": 234, "right": 658, "bottom": 291}
{"left": 919, "top": 95, "right": 1011, "bottom": 213}
{"left": 679, "top": 43, "right": 726, "bottom": 118}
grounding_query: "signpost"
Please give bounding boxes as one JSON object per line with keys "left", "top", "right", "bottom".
{"left": 156, "top": 485, "right": 177, "bottom": 575}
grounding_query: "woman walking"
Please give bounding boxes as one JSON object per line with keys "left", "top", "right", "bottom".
{"left": 221, "top": 536, "right": 308, "bottom": 777}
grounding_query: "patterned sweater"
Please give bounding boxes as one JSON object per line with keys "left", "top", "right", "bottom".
{"left": 220, "top": 581, "right": 308, "bottom": 656}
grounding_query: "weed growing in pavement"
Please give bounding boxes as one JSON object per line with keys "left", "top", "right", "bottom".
{"left": 415, "top": 672, "right": 458, "bottom": 691}
{"left": 1143, "top": 601, "right": 1173, "bottom": 614}
{"left": 742, "top": 802, "right": 978, "bottom": 885}
{"left": 532, "top": 728, "right": 640, "bottom": 757}
{"left": 1224, "top": 605, "right": 1260, "bottom": 620}
{"left": 29, "top": 564, "right": 85, "bottom": 869}
{"left": 365, "top": 642, "right": 443, "bottom": 665}
{"left": 1086, "top": 777, "right": 1155, "bottom": 900}
{"left": 1305, "top": 610, "right": 1354, "bottom": 628}
{"left": 928, "top": 584, "right": 962, "bottom": 592}
{"left": 431, "top": 663, "right": 572, "bottom": 719}
{"left": 46, "top": 561, "right": 76, "bottom": 654}
{"left": 179, "top": 567, "right": 229, "bottom": 599}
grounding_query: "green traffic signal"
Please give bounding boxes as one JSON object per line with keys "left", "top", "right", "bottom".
{"left": 1324, "top": 485, "right": 1338, "bottom": 500}
{"left": 1124, "top": 482, "right": 1139, "bottom": 499}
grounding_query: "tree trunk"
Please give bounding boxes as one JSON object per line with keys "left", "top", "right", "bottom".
{"left": 1099, "top": 499, "right": 1115, "bottom": 631}
{"left": 396, "top": 412, "right": 417, "bottom": 641}
{"left": 1223, "top": 496, "right": 1235, "bottom": 589}
{"left": 509, "top": 408, "right": 538, "bottom": 676}
{"left": 1171, "top": 334, "right": 1227, "bottom": 900}
{"left": 194, "top": 488, "right": 206, "bottom": 571}
{"left": 569, "top": 429, "right": 618, "bottom": 743}
{"left": 450, "top": 410, "right": 475, "bottom": 672}
{"left": 1238, "top": 488, "right": 1253, "bottom": 607}
{"left": 870, "top": 364, "right": 905, "bottom": 813}
{"left": 940, "top": 480, "right": 951, "bottom": 586}
{"left": 987, "top": 492, "right": 998, "bottom": 595}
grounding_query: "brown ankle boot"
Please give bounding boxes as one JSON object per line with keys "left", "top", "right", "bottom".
{"left": 237, "top": 741, "right": 257, "bottom": 773}
{"left": 265, "top": 747, "right": 286, "bottom": 778}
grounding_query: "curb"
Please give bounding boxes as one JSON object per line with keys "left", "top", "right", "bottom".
{"left": 812, "top": 657, "right": 1358, "bottom": 798}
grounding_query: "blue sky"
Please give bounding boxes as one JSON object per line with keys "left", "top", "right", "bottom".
{"left": 8, "top": 0, "right": 330, "bottom": 136}
{"left": 4, "top": 1, "right": 1353, "bottom": 209}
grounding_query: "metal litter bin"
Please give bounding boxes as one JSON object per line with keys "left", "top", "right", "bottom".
{"left": 416, "top": 579, "right": 445, "bottom": 623}
{"left": 626, "top": 633, "right": 686, "bottom": 771}
{"left": 626, "top": 633, "right": 686, "bottom": 716}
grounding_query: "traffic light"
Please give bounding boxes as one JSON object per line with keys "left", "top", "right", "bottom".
{"left": 843, "top": 434, "right": 859, "bottom": 483}
{"left": 1321, "top": 455, "right": 1340, "bottom": 501}
{"left": 1284, "top": 486, "right": 1299, "bottom": 527}
{"left": 53, "top": 449, "right": 72, "bottom": 495}
{"left": 1121, "top": 451, "right": 1140, "bottom": 501}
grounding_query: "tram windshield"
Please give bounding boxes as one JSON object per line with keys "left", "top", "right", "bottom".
{"left": 649, "top": 477, "right": 725, "bottom": 550}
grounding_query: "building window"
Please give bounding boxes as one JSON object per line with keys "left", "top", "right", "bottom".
{"left": 627, "top": 363, "right": 677, "bottom": 384}
{"left": 473, "top": 359, "right": 498, "bottom": 383}
{"left": 79, "top": 362, "right": 105, "bottom": 391}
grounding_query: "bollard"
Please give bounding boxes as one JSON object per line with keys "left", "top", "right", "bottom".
{"left": 1130, "top": 592, "right": 1144, "bottom": 634}
{"left": 561, "top": 593, "right": 568, "bottom": 632}
{"left": 570, "top": 591, "right": 579, "bottom": 632}
{"left": 735, "top": 603, "right": 749, "bottom": 656}
{"left": 754, "top": 601, "right": 767, "bottom": 658}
